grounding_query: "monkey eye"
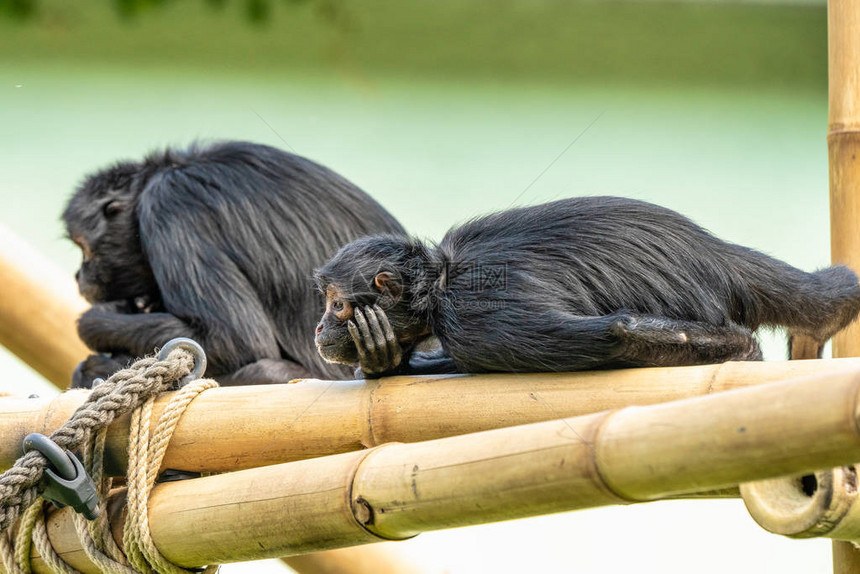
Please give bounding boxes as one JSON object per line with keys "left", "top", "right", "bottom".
{"left": 332, "top": 300, "right": 345, "bottom": 312}
{"left": 102, "top": 200, "right": 122, "bottom": 218}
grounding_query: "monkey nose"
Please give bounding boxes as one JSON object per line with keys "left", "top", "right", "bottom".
{"left": 315, "top": 324, "right": 323, "bottom": 336}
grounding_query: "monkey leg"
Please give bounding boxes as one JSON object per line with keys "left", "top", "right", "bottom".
{"left": 611, "top": 315, "right": 762, "bottom": 367}
{"left": 444, "top": 311, "right": 761, "bottom": 374}
{"left": 216, "top": 359, "right": 313, "bottom": 386}
{"left": 71, "top": 353, "right": 135, "bottom": 389}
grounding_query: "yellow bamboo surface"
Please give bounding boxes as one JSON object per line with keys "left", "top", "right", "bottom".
{"left": 2, "top": 359, "right": 858, "bottom": 476}
{"left": 829, "top": 0, "right": 860, "bottom": 568}
{"left": 0, "top": 224, "right": 89, "bottom": 389}
{"left": 21, "top": 368, "right": 860, "bottom": 571}
{"left": 829, "top": 0, "right": 860, "bottom": 358}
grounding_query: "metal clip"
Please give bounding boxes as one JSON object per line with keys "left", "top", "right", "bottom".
{"left": 22, "top": 433, "right": 99, "bottom": 520}
{"left": 157, "top": 338, "right": 207, "bottom": 388}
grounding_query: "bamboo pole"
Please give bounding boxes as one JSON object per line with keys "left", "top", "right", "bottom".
{"left": 20, "top": 368, "right": 860, "bottom": 572}
{"left": 2, "top": 359, "right": 858, "bottom": 476}
{"left": 829, "top": 0, "right": 860, "bottom": 569}
{"left": 0, "top": 223, "right": 88, "bottom": 389}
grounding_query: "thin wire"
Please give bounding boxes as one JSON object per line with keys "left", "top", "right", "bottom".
{"left": 509, "top": 110, "right": 605, "bottom": 207}
{"left": 251, "top": 109, "right": 297, "bottom": 153}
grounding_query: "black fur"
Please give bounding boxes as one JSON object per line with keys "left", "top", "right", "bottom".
{"left": 64, "top": 140, "right": 405, "bottom": 387}
{"left": 316, "top": 196, "right": 860, "bottom": 374}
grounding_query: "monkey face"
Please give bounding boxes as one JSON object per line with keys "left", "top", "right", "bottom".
{"left": 63, "top": 165, "right": 160, "bottom": 306}
{"left": 315, "top": 285, "right": 360, "bottom": 365}
{"left": 314, "top": 276, "right": 430, "bottom": 368}
{"left": 314, "top": 235, "right": 438, "bottom": 368}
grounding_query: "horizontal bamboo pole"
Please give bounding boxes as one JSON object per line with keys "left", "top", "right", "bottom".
{"left": 2, "top": 358, "right": 859, "bottom": 475}
{"left": 0, "top": 223, "right": 89, "bottom": 389}
{"left": 23, "top": 368, "right": 860, "bottom": 571}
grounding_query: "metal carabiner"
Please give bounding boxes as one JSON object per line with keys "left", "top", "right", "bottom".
{"left": 157, "top": 337, "right": 207, "bottom": 387}
{"left": 22, "top": 433, "right": 99, "bottom": 520}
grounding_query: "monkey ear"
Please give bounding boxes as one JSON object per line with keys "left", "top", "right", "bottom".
{"left": 374, "top": 272, "right": 402, "bottom": 300}
{"left": 102, "top": 200, "right": 124, "bottom": 218}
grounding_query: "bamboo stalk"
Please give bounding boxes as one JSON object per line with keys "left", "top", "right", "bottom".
{"left": 21, "top": 368, "right": 860, "bottom": 572}
{"left": 828, "top": 0, "right": 860, "bottom": 355}
{"left": 832, "top": 540, "right": 860, "bottom": 574}
{"left": 828, "top": 0, "right": 860, "bottom": 569}
{"left": 0, "top": 224, "right": 89, "bottom": 389}
{"left": 2, "top": 359, "right": 858, "bottom": 475}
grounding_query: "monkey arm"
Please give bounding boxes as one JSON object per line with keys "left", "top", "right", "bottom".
{"left": 73, "top": 307, "right": 196, "bottom": 387}
{"left": 76, "top": 303, "right": 308, "bottom": 386}
{"left": 77, "top": 306, "right": 191, "bottom": 356}
{"left": 216, "top": 358, "right": 313, "bottom": 385}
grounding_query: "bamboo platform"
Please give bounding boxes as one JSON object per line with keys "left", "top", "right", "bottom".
{"left": 1, "top": 358, "right": 858, "bottom": 476}
{"left": 15, "top": 366, "right": 860, "bottom": 572}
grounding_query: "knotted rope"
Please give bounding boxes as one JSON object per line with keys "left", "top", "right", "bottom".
{"left": 122, "top": 378, "right": 218, "bottom": 574}
{"left": 0, "top": 346, "right": 219, "bottom": 573}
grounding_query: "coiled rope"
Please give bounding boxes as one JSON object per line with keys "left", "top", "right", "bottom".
{"left": 0, "top": 346, "right": 219, "bottom": 573}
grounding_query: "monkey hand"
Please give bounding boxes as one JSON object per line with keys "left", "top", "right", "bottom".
{"left": 348, "top": 304, "right": 403, "bottom": 377}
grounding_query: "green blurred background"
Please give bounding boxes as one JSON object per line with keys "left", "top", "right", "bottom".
{"left": 0, "top": 1, "right": 835, "bottom": 572}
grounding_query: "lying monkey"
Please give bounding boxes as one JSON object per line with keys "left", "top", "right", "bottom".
{"left": 314, "top": 196, "right": 860, "bottom": 377}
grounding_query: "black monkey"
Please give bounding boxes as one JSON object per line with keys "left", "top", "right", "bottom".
{"left": 314, "top": 196, "right": 860, "bottom": 377}
{"left": 64, "top": 141, "right": 405, "bottom": 387}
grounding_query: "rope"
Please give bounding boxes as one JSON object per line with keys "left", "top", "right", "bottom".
{"left": 0, "top": 351, "right": 195, "bottom": 533}
{"left": 0, "top": 348, "right": 220, "bottom": 574}
{"left": 123, "top": 379, "right": 218, "bottom": 574}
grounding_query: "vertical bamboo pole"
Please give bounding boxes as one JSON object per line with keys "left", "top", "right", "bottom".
{"left": 829, "top": 0, "right": 860, "bottom": 570}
